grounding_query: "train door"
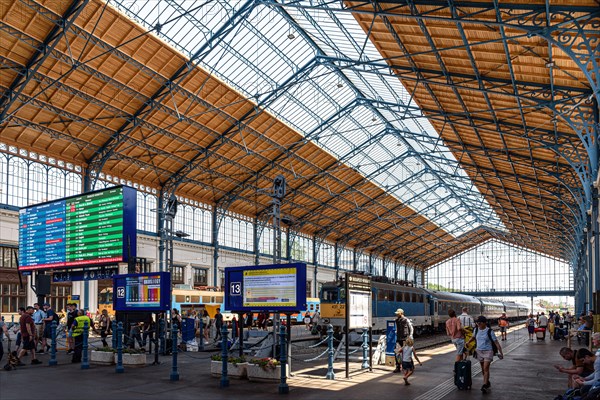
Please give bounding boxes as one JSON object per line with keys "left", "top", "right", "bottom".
{"left": 432, "top": 300, "right": 438, "bottom": 328}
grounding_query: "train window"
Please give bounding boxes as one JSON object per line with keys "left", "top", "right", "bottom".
{"left": 411, "top": 293, "right": 417, "bottom": 302}
{"left": 175, "top": 295, "right": 185, "bottom": 303}
{"left": 322, "top": 288, "right": 339, "bottom": 302}
{"left": 395, "top": 291, "right": 401, "bottom": 302}
{"left": 417, "top": 295, "right": 423, "bottom": 303}
{"left": 378, "top": 290, "right": 386, "bottom": 301}
{"left": 191, "top": 296, "right": 200, "bottom": 303}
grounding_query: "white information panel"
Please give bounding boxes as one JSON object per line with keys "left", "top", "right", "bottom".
{"left": 242, "top": 267, "right": 297, "bottom": 308}
{"left": 348, "top": 290, "right": 372, "bottom": 329}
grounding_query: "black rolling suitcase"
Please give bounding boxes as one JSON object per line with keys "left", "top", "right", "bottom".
{"left": 454, "top": 359, "right": 472, "bottom": 390}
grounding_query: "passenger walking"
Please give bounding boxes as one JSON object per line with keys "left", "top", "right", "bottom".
{"left": 468, "top": 316, "right": 503, "bottom": 393}
{"left": 393, "top": 308, "right": 413, "bottom": 373}
{"left": 538, "top": 312, "right": 549, "bottom": 340}
{"left": 42, "top": 303, "right": 59, "bottom": 352}
{"left": 98, "top": 309, "right": 111, "bottom": 347}
{"left": 498, "top": 312, "right": 510, "bottom": 341}
{"left": 565, "top": 311, "right": 574, "bottom": 331}
{"left": 459, "top": 307, "right": 476, "bottom": 355}
{"left": 17, "top": 306, "right": 42, "bottom": 365}
{"left": 32, "top": 303, "right": 46, "bottom": 353}
{"left": 445, "top": 309, "right": 465, "bottom": 362}
{"left": 202, "top": 310, "right": 210, "bottom": 344}
{"left": 214, "top": 308, "right": 223, "bottom": 341}
{"left": 399, "top": 338, "right": 422, "bottom": 385}
{"left": 304, "top": 311, "right": 311, "bottom": 330}
{"left": 172, "top": 308, "right": 182, "bottom": 327}
{"left": 526, "top": 314, "right": 536, "bottom": 341}
{"left": 0, "top": 312, "right": 11, "bottom": 362}
{"left": 66, "top": 303, "right": 78, "bottom": 354}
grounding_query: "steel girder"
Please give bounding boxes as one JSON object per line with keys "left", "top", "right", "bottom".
{"left": 270, "top": 0, "right": 599, "bottom": 266}
{"left": 0, "top": 0, "right": 89, "bottom": 123}
{"left": 85, "top": 0, "right": 258, "bottom": 191}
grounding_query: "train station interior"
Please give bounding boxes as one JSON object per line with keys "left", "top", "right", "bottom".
{"left": 0, "top": 0, "right": 598, "bottom": 399}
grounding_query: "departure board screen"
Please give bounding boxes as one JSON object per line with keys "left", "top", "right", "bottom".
{"left": 224, "top": 263, "right": 307, "bottom": 313}
{"left": 113, "top": 272, "right": 171, "bottom": 312}
{"left": 19, "top": 186, "right": 137, "bottom": 271}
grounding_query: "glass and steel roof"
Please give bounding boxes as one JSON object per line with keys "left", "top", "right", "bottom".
{"left": 112, "top": 0, "right": 504, "bottom": 237}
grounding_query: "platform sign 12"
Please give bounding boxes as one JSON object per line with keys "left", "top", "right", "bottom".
{"left": 113, "top": 271, "right": 171, "bottom": 312}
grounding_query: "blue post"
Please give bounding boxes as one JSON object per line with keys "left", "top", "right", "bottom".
{"left": 232, "top": 319, "right": 237, "bottom": 339}
{"left": 81, "top": 321, "right": 90, "bottom": 369}
{"left": 159, "top": 319, "right": 165, "bottom": 355}
{"left": 279, "top": 324, "right": 289, "bottom": 394}
{"left": 220, "top": 325, "right": 229, "bottom": 388}
{"left": 361, "top": 328, "right": 369, "bottom": 369}
{"left": 326, "top": 324, "right": 335, "bottom": 380}
{"left": 116, "top": 322, "right": 124, "bottom": 373}
{"left": 199, "top": 318, "right": 204, "bottom": 351}
{"left": 112, "top": 320, "right": 117, "bottom": 349}
{"left": 170, "top": 324, "right": 179, "bottom": 381}
{"left": 49, "top": 320, "right": 58, "bottom": 366}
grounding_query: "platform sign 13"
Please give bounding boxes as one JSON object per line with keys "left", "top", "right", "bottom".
{"left": 230, "top": 281, "right": 242, "bottom": 296}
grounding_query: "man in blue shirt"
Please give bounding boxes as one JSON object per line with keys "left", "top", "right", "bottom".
{"left": 467, "top": 316, "right": 504, "bottom": 393}
{"left": 32, "top": 303, "right": 46, "bottom": 353}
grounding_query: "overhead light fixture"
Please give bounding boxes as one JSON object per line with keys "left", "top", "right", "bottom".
{"left": 545, "top": 61, "right": 555, "bottom": 68}
{"left": 337, "top": 82, "right": 343, "bottom": 88}
{"left": 287, "top": 33, "right": 295, "bottom": 40}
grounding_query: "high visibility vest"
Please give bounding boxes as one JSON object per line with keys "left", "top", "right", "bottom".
{"left": 73, "top": 316, "right": 91, "bottom": 337}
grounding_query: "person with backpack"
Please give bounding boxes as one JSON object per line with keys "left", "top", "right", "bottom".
{"left": 467, "top": 316, "right": 503, "bottom": 393}
{"left": 393, "top": 308, "right": 413, "bottom": 373}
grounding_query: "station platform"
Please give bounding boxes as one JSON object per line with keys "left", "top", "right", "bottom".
{"left": 0, "top": 327, "right": 572, "bottom": 400}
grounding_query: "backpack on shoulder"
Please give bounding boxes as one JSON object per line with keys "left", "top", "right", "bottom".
{"left": 474, "top": 327, "right": 498, "bottom": 355}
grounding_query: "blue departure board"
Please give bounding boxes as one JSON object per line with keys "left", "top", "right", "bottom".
{"left": 18, "top": 186, "right": 137, "bottom": 271}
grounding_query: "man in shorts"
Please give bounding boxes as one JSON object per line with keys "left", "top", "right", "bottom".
{"left": 498, "top": 312, "right": 510, "bottom": 341}
{"left": 445, "top": 309, "right": 465, "bottom": 362}
{"left": 18, "top": 306, "right": 42, "bottom": 365}
{"left": 468, "top": 316, "right": 503, "bottom": 393}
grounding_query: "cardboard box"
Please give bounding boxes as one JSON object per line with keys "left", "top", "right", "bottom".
{"left": 385, "top": 355, "right": 396, "bottom": 367}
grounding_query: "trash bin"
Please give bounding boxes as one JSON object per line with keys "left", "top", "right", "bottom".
{"left": 385, "top": 320, "right": 397, "bottom": 366}
{"left": 181, "top": 318, "right": 196, "bottom": 342}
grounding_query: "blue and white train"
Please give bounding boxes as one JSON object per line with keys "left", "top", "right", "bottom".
{"left": 319, "top": 279, "right": 528, "bottom": 334}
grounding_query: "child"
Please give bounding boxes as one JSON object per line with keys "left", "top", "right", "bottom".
{"left": 399, "top": 338, "right": 422, "bottom": 385}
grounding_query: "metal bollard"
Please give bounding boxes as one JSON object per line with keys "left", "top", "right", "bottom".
{"left": 220, "top": 325, "right": 229, "bottom": 388}
{"left": 81, "top": 321, "right": 90, "bottom": 369}
{"left": 116, "top": 322, "right": 124, "bottom": 373}
{"left": 326, "top": 324, "right": 335, "bottom": 380}
{"left": 159, "top": 319, "right": 166, "bottom": 355}
{"left": 112, "top": 320, "right": 117, "bottom": 349}
{"left": 361, "top": 328, "right": 369, "bottom": 369}
{"left": 49, "top": 320, "right": 58, "bottom": 366}
{"left": 199, "top": 318, "right": 204, "bottom": 351}
{"left": 279, "top": 324, "right": 289, "bottom": 394}
{"left": 153, "top": 328, "right": 160, "bottom": 365}
{"left": 170, "top": 324, "right": 179, "bottom": 381}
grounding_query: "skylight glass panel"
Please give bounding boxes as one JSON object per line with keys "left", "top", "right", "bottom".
{"left": 112, "top": 0, "right": 505, "bottom": 237}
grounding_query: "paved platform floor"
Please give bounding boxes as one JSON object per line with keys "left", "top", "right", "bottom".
{"left": 0, "top": 327, "right": 572, "bottom": 400}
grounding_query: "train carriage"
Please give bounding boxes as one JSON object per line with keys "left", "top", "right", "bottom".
{"left": 318, "top": 277, "right": 528, "bottom": 335}
{"left": 423, "top": 289, "right": 481, "bottom": 330}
